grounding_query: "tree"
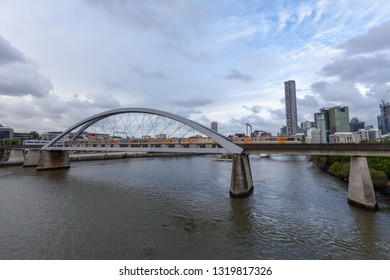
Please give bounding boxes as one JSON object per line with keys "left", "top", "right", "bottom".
{"left": 30, "top": 131, "right": 39, "bottom": 139}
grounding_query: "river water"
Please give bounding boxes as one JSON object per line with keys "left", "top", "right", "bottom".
{"left": 1, "top": 155, "right": 389, "bottom": 260}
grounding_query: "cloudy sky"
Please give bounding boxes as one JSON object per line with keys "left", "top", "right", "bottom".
{"left": 1, "top": 0, "right": 390, "bottom": 136}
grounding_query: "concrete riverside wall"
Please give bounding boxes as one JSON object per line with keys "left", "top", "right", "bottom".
{"left": 230, "top": 154, "right": 253, "bottom": 197}
{"left": 348, "top": 156, "right": 378, "bottom": 210}
{"left": 8, "top": 149, "right": 24, "bottom": 163}
{"left": 36, "top": 150, "right": 70, "bottom": 170}
{"left": 23, "top": 149, "right": 41, "bottom": 167}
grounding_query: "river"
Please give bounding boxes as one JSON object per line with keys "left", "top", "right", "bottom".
{"left": 0, "top": 155, "right": 389, "bottom": 259}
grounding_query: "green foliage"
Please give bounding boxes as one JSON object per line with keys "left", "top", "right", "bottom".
{"left": 1, "top": 138, "right": 19, "bottom": 146}
{"left": 328, "top": 161, "right": 350, "bottom": 179}
{"left": 30, "top": 131, "right": 39, "bottom": 139}
{"left": 370, "top": 168, "right": 388, "bottom": 188}
{"left": 326, "top": 155, "right": 350, "bottom": 166}
{"left": 308, "top": 155, "right": 328, "bottom": 170}
{"left": 367, "top": 157, "right": 390, "bottom": 177}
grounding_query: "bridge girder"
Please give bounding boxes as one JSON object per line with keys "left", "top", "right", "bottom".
{"left": 43, "top": 108, "right": 243, "bottom": 154}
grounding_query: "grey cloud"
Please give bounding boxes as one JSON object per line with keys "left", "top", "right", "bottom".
{"left": 68, "top": 93, "right": 120, "bottom": 109}
{"left": 0, "top": 62, "right": 52, "bottom": 98}
{"left": 172, "top": 97, "right": 213, "bottom": 108}
{"left": 223, "top": 113, "right": 277, "bottom": 135}
{"left": 161, "top": 42, "right": 211, "bottom": 63}
{"left": 223, "top": 68, "right": 253, "bottom": 82}
{"left": 242, "top": 105, "right": 262, "bottom": 113}
{"left": 0, "top": 35, "right": 25, "bottom": 65}
{"left": 297, "top": 95, "right": 319, "bottom": 108}
{"left": 321, "top": 54, "right": 390, "bottom": 84}
{"left": 339, "top": 20, "right": 390, "bottom": 55}
{"left": 84, "top": 0, "right": 208, "bottom": 41}
{"left": 0, "top": 35, "right": 52, "bottom": 98}
{"left": 131, "top": 65, "right": 167, "bottom": 79}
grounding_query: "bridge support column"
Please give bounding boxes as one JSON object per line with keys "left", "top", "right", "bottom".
{"left": 8, "top": 149, "right": 24, "bottom": 163}
{"left": 36, "top": 150, "right": 70, "bottom": 170}
{"left": 230, "top": 154, "right": 253, "bottom": 197}
{"left": 348, "top": 156, "right": 378, "bottom": 211}
{"left": 23, "top": 149, "right": 41, "bottom": 167}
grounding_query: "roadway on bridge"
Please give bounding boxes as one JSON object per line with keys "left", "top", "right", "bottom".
{"left": 239, "top": 143, "right": 390, "bottom": 157}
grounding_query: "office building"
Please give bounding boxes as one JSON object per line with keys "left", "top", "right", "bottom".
{"left": 314, "top": 112, "right": 327, "bottom": 143}
{"left": 211, "top": 121, "right": 218, "bottom": 132}
{"left": 350, "top": 117, "right": 365, "bottom": 132}
{"left": 0, "top": 124, "right": 14, "bottom": 140}
{"left": 329, "top": 106, "right": 350, "bottom": 134}
{"left": 379, "top": 101, "right": 390, "bottom": 135}
{"left": 284, "top": 80, "right": 298, "bottom": 136}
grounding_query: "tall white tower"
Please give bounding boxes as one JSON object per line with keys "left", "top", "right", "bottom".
{"left": 284, "top": 80, "right": 298, "bottom": 136}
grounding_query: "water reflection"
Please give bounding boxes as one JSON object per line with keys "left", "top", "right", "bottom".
{"left": 1, "top": 155, "right": 390, "bottom": 260}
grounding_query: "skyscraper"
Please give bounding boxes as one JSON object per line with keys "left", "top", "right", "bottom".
{"left": 329, "top": 106, "right": 350, "bottom": 133}
{"left": 379, "top": 101, "right": 390, "bottom": 135}
{"left": 211, "top": 121, "right": 218, "bottom": 132}
{"left": 284, "top": 80, "right": 298, "bottom": 136}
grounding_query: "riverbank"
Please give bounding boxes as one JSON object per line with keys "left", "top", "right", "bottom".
{"left": 308, "top": 155, "right": 390, "bottom": 191}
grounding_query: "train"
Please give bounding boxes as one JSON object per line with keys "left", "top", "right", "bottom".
{"left": 64, "top": 135, "right": 301, "bottom": 147}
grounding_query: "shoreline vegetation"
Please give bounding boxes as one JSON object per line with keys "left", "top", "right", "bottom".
{"left": 308, "top": 155, "right": 390, "bottom": 191}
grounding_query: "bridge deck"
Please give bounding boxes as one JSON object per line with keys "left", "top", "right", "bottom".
{"left": 239, "top": 143, "right": 390, "bottom": 156}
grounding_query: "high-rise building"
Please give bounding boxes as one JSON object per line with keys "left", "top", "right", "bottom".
{"left": 314, "top": 112, "right": 327, "bottom": 143}
{"left": 350, "top": 117, "right": 365, "bottom": 132}
{"left": 0, "top": 124, "right": 14, "bottom": 140}
{"left": 329, "top": 106, "right": 350, "bottom": 133}
{"left": 211, "top": 121, "right": 218, "bottom": 132}
{"left": 284, "top": 80, "right": 298, "bottom": 136}
{"left": 379, "top": 101, "right": 390, "bottom": 135}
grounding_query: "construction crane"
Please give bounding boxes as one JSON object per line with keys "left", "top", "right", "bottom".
{"left": 246, "top": 123, "right": 252, "bottom": 137}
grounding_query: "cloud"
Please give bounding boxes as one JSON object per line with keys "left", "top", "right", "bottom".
{"left": 0, "top": 35, "right": 25, "bottom": 65}
{"left": 172, "top": 97, "right": 213, "bottom": 108}
{"left": 0, "top": 35, "right": 52, "bottom": 98}
{"left": 242, "top": 105, "right": 262, "bottom": 113}
{"left": 83, "top": 0, "right": 208, "bottom": 41}
{"left": 131, "top": 65, "right": 167, "bottom": 79}
{"left": 339, "top": 20, "right": 390, "bottom": 55}
{"left": 222, "top": 68, "right": 253, "bottom": 82}
{"left": 321, "top": 54, "right": 390, "bottom": 84}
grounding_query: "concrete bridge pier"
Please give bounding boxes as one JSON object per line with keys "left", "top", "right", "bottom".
{"left": 23, "top": 149, "right": 41, "bottom": 167}
{"left": 8, "top": 149, "right": 24, "bottom": 163}
{"left": 36, "top": 150, "right": 70, "bottom": 170}
{"left": 230, "top": 154, "right": 253, "bottom": 197}
{"left": 348, "top": 156, "right": 378, "bottom": 211}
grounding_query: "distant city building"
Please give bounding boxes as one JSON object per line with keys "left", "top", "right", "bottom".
{"left": 377, "top": 115, "right": 383, "bottom": 133}
{"left": 353, "top": 129, "right": 369, "bottom": 143}
{"left": 329, "top": 106, "right": 350, "bottom": 134}
{"left": 301, "top": 121, "right": 315, "bottom": 131}
{"left": 314, "top": 112, "right": 327, "bottom": 143}
{"left": 350, "top": 117, "right": 365, "bottom": 132}
{"left": 329, "top": 132, "right": 354, "bottom": 143}
{"left": 379, "top": 101, "right": 390, "bottom": 135}
{"left": 319, "top": 108, "right": 331, "bottom": 142}
{"left": 305, "top": 128, "right": 321, "bottom": 144}
{"left": 279, "top": 126, "right": 287, "bottom": 136}
{"left": 211, "top": 121, "right": 218, "bottom": 132}
{"left": 284, "top": 80, "right": 298, "bottom": 136}
{"left": 41, "top": 131, "right": 62, "bottom": 141}
{"left": 368, "top": 128, "right": 382, "bottom": 141}
{"left": 0, "top": 124, "right": 14, "bottom": 140}
{"left": 252, "top": 130, "right": 272, "bottom": 137}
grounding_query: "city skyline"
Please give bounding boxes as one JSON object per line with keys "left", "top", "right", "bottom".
{"left": 1, "top": 1, "right": 390, "bottom": 136}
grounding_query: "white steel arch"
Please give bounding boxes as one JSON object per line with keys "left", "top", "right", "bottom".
{"left": 43, "top": 108, "right": 243, "bottom": 154}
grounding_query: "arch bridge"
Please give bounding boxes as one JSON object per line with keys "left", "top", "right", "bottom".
{"left": 20, "top": 107, "right": 386, "bottom": 210}
{"left": 34, "top": 108, "right": 252, "bottom": 197}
